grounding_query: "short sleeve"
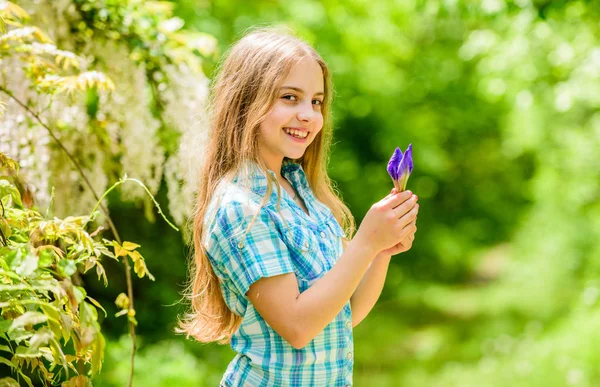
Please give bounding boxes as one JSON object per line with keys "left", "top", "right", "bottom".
{"left": 206, "top": 201, "right": 295, "bottom": 297}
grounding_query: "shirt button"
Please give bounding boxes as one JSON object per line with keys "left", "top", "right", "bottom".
{"left": 345, "top": 321, "right": 351, "bottom": 329}
{"left": 346, "top": 352, "right": 353, "bottom": 360}
{"left": 303, "top": 241, "right": 309, "bottom": 249}
{"left": 320, "top": 231, "right": 326, "bottom": 238}
{"left": 237, "top": 241, "right": 244, "bottom": 249}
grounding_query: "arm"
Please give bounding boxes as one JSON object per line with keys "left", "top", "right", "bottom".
{"left": 247, "top": 191, "right": 418, "bottom": 349}
{"left": 350, "top": 193, "right": 419, "bottom": 327}
{"left": 349, "top": 252, "right": 392, "bottom": 327}
{"left": 247, "top": 235, "right": 377, "bottom": 349}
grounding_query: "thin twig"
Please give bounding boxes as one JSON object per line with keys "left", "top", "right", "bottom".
{"left": 0, "top": 201, "right": 6, "bottom": 246}
{"left": 0, "top": 86, "right": 137, "bottom": 386}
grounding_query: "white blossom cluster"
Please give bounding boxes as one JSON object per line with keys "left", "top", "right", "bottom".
{"left": 161, "top": 63, "right": 211, "bottom": 229}
{"left": 1, "top": 0, "right": 211, "bottom": 228}
{"left": 92, "top": 40, "right": 165, "bottom": 202}
{"left": 0, "top": 58, "right": 52, "bottom": 209}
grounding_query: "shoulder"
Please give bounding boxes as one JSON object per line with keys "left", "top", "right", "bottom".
{"left": 205, "top": 180, "right": 272, "bottom": 237}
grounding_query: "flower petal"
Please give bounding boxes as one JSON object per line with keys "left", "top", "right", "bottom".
{"left": 405, "top": 143, "right": 413, "bottom": 174}
{"left": 396, "top": 145, "right": 414, "bottom": 190}
{"left": 387, "top": 147, "right": 402, "bottom": 181}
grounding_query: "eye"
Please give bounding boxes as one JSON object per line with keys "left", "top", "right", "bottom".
{"left": 282, "top": 94, "right": 298, "bottom": 102}
{"left": 313, "top": 99, "right": 323, "bottom": 106}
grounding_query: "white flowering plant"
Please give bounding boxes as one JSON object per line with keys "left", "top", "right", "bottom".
{"left": 0, "top": 0, "right": 215, "bottom": 231}
{"left": 0, "top": 0, "right": 209, "bottom": 385}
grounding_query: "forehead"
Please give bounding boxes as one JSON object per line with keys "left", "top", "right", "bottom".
{"left": 281, "top": 57, "right": 324, "bottom": 93}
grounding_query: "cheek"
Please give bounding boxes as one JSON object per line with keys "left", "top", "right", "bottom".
{"left": 264, "top": 104, "right": 293, "bottom": 127}
{"left": 315, "top": 113, "right": 324, "bottom": 131}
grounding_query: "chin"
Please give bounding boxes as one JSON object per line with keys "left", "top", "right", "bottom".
{"left": 286, "top": 150, "right": 307, "bottom": 160}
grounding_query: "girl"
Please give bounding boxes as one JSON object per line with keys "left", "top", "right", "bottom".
{"left": 178, "top": 27, "right": 419, "bottom": 387}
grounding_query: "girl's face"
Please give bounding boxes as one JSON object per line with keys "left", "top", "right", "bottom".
{"left": 258, "top": 58, "right": 325, "bottom": 171}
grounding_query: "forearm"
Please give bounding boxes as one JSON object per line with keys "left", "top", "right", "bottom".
{"left": 349, "top": 253, "right": 391, "bottom": 327}
{"left": 293, "top": 236, "right": 377, "bottom": 346}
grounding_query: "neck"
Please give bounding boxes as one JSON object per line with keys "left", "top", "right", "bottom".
{"left": 259, "top": 153, "right": 284, "bottom": 181}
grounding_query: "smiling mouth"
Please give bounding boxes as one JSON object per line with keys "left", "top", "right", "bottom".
{"left": 283, "top": 127, "right": 309, "bottom": 139}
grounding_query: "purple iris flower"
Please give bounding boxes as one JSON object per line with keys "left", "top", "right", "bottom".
{"left": 386, "top": 144, "right": 413, "bottom": 191}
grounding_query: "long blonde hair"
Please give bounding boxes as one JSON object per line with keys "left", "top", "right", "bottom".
{"left": 177, "top": 27, "right": 355, "bottom": 344}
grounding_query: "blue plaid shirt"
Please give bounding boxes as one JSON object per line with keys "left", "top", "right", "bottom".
{"left": 203, "top": 159, "right": 354, "bottom": 387}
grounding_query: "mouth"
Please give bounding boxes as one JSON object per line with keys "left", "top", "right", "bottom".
{"left": 283, "top": 127, "right": 309, "bottom": 142}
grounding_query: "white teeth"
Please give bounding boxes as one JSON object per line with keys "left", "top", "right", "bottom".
{"left": 283, "top": 128, "right": 308, "bottom": 139}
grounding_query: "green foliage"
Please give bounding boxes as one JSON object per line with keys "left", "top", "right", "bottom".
{"left": 0, "top": 1, "right": 114, "bottom": 97}
{"left": 94, "top": 336, "right": 217, "bottom": 386}
{"left": 169, "top": 1, "right": 600, "bottom": 385}
{"left": 0, "top": 152, "right": 160, "bottom": 385}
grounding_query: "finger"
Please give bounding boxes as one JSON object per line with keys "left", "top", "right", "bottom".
{"left": 393, "top": 194, "right": 418, "bottom": 218}
{"left": 398, "top": 203, "right": 419, "bottom": 228}
{"left": 399, "top": 220, "right": 417, "bottom": 239}
{"left": 403, "top": 219, "right": 417, "bottom": 232}
{"left": 385, "top": 187, "right": 398, "bottom": 199}
{"left": 381, "top": 190, "right": 412, "bottom": 209}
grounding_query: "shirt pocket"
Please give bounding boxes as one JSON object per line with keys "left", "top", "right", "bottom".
{"left": 280, "top": 224, "right": 325, "bottom": 283}
{"left": 321, "top": 217, "right": 346, "bottom": 270}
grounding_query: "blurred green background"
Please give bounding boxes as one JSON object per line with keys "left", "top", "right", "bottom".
{"left": 89, "top": 0, "right": 600, "bottom": 386}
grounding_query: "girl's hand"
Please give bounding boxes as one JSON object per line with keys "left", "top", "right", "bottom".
{"left": 379, "top": 188, "right": 418, "bottom": 256}
{"left": 379, "top": 222, "right": 416, "bottom": 256}
{"left": 354, "top": 188, "right": 419, "bottom": 256}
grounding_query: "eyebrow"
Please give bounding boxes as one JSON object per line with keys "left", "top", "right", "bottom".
{"left": 280, "top": 86, "right": 324, "bottom": 97}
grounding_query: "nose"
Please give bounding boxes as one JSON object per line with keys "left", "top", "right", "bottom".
{"left": 296, "top": 101, "right": 317, "bottom": 123}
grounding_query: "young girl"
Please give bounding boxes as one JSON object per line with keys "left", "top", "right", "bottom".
{"left": 178, "top": 27, "right": 419, "bottom": 387}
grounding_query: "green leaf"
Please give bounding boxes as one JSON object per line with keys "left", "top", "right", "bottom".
{"left": 27, "top": 327, "right": 53, "bottom": 352}
{"left": 0, "top": 319, "right": 12, "bottom": 333}
{"left": 0, "top": 180, "right": 23, "bottom": 208}
{"left": 122, "top": 241, "right": 140, "bottom": 251}
{"left": 0, "top": 16, "right": 6, "bottom": 36}
{"left": 0, "top": 377, "right": 20, "bottom": 387}
{"left": 62, "top": 375, "right": 92, "bottom": 387}
{"left": 0, "top": 218, "right": 11, "bottom": 240}
{"left": 72, "top": 286, "right": 86, "bottom": 304}
{"left": 48, "top": 336, "right": 67, "bottom": 370}
{"left": 15, "top": 252, "right": 38, "bottom": 277}
{"left": 38, "top": 249, "right": 55, "bottom": 268}
{"left": 90, "top": 332, "right": 105, "bottom": 375}
{"left": 9, "top": 311, "right": 48, "bottom": 331}
{"left": 14, "top": 345, "right": 42, "bottom": 358}
{"left": 57, "top": 259, "right": 77, "bottom": 277}
{"left": 86, "top": 296, "right": 107, "bottom": 318}
{"left": 0, "top": 357, "right": 16, "bottom": 369}
{"left": 16, "top": 370, "right": 32, "bottom": 387}
{"left": 114, "top": 293, "right": 129, "bottom": 310}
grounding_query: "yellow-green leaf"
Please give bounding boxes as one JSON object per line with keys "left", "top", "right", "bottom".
{"left": 61, "top": 375, "right": 92, "bottom": 387}
{"left": 122, "top": 241, "right": 141, "bottom": 251}
{"left": 114, "top": 293, "right": 129, "bottom": 310}
{"left": 0, "top": 376, "right": 20, "bottom": 387}
{"left": 9, "top": 311, "right": 48, "bottom": 331}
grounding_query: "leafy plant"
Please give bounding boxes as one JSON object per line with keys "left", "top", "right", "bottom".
{"left": 0, "top": 153, "right": 153, "bottom": 385}
{"left": 0, "top": 1, "right": 210, "bottom": 385}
